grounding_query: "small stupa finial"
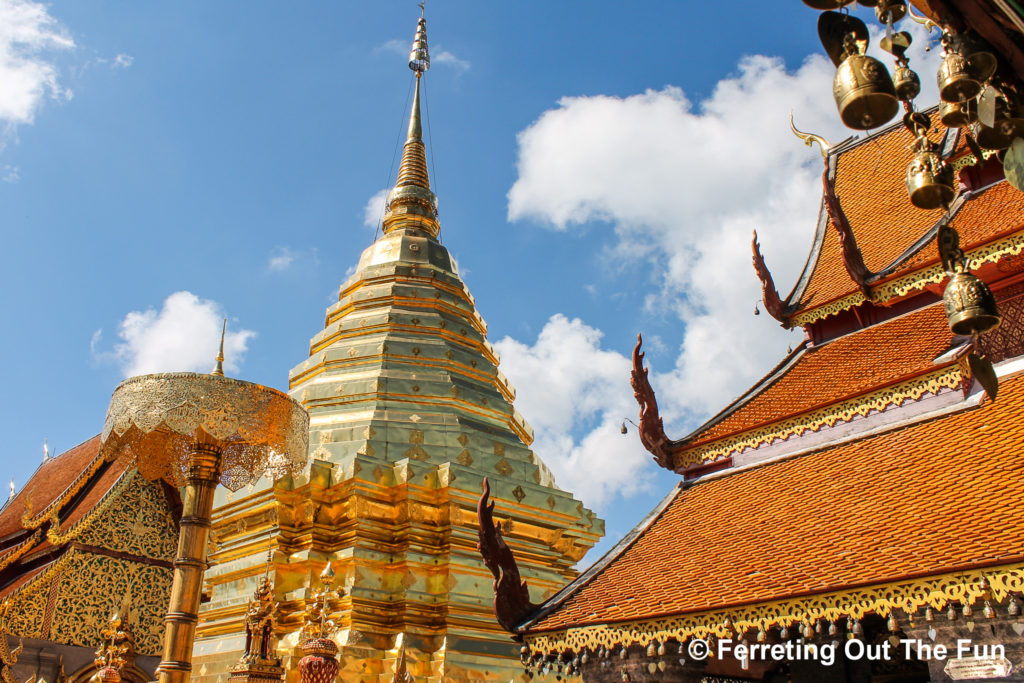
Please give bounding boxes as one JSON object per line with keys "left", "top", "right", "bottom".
{"left": 211, "top": 318, "right": 227, "bottom": 376}
{"left": 7, "top": 481, "right": 13, "bottom": 502}
{"left": 382, "top": 7, "right": 439, "bottom": 238}
{"left": 42, "top": 440, "right": 50, "bottom": 462}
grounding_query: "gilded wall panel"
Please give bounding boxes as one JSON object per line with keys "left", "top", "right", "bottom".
{"left": 74, "top": 471, "right": 178, "bottom": 561}
{"left": 48, "top": 551, "right": 170, "bottom": 655}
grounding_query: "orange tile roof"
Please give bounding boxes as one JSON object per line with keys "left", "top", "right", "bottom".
{"left": 790, "top": 124, "right": 1024, "bottom": 316}
{"left": 528, "top": 372, "right": 1024, "bottom": 632}
{"left": 0, "top": 436, "right": 102, "bottom": 541}
{"left": 685, "top": 303, "right": 953, "bottom": 447}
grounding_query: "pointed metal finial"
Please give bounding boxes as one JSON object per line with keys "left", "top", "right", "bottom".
{"left": 409, "top": 9, "right": 430, "bottom": 74}
{"left": 790, "top": 112, "right": 832, "bottom": 158}
{"left": 211, "top": 318, "right": 227, "bottom": 376}
{"left": 320, "top": 562, "right": 336, "bottom": 586}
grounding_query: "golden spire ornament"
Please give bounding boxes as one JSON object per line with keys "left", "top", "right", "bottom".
{"left": 228, "top": 549, "right": 284, "bottom": 683}
{"left": 298, "top": 564, "right": 343, "bottom": 683}
{"left": 211, "top": 318, "right": 227, "bottom": 376}
{"left": 382, "top": 7, "right": 440, "bottom": 238}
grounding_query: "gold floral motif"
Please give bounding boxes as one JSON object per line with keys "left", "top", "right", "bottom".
{"left": 679, "top": 366, "right": 962, "bottom": 468}
{"left": 524, "top": 562, "right": 1024, "bottom": 655}
{"left": 791, "top": 229, "right": 1024, "bottom": 326}
{"left": 55, "top": 471, "right": 177, "bottom": 560}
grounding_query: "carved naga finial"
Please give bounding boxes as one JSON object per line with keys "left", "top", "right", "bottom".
{"left": 790, "top": 112, "right": 832, "bottom": 159}
{"left": 822, "top": 169, "right": 873, "bottom": 296}
{"left": 630, "top": 336, "right": 674, "bottom": 470}
{"left": 751, "top": 232, "right": 788, "bottom": 325}
{"left": 476, "top": 478, "right": 536, "bottom": 632}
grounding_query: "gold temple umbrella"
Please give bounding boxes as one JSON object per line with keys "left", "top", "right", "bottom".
{"left": 98, "top": 365, "right": 308, "bottom": 683}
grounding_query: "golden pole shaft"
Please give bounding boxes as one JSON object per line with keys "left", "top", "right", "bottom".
{"left": 156, "top": 443, "right": 222, "bottom": 683}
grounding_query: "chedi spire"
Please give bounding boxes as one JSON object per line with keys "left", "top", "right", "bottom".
{"left": 382, "top": 12, "right": 439, "bottom": 238}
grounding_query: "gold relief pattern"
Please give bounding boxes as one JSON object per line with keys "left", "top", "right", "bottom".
{"left": 525, "top": 562, "right": 1024, "bottom": 655}
{"left": 3, "top": 554, "right": 64, "bottom": 639}
{"left": 47, "top": 552, "right": 170, "bottom": 655}
{"left": 494, "top": 458, "right": 513, "bottom": 477}
{"left": 678, "top": 366, "right": 962, "bottom": 468}
{"left": 791, "top": 230, "right": 1024, "bottom": 326}
{"left": 0, "top": 530, "right": 42, "bottom": 572}
{"left": 72, "top": 472, "right": 178, "bottom": 561}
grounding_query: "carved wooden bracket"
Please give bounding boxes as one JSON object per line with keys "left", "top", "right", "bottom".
{"left": 751, "top": 231, "right": 788, "bottom": 325}
{"left": 822, "top": 168, "right": 873, "bottom": 297}
{"left": 630, "top": 335, "right": 675, "bottom": 471}
{"left": 476, "top": 478, "right": 536, "bottom": 633}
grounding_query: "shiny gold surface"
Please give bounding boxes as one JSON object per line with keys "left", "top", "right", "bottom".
{"left": 99, "top": 372, "right": 308, "bottom": 683}
{"left": 100, "top": 373, "right": 308, "bottom": 492}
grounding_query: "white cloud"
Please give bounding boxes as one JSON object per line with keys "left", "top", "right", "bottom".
{"left": 267, "top": 247, "right": 295, "bottom": 272}
{"left": 94, "top": 291, "right": 256, "bottom": 378}
{"left": 495, "top": 315, "right": 649, "bottom": 510}
{"left": 266, "top": 246, "right": 319, "bottom": 273}
{"left": 0, "top": 0, "right": 74, "bottom": 132}
{"left": 433, "top": 49, "right": 469, "bottom": 74}
{"left": 1, "top": 163, "right": 18, "bottom": 182}
{"left": 113, "top": 53, "right": 132, "bottom": 68}
{"left": 499, "top": 27, "right": 943, "bottom": 510}
{"left": 508, "top": 30, "right": 942, "bottom": 424}
{"left": 363, "top": 188, "right": 388, "bottom": 229}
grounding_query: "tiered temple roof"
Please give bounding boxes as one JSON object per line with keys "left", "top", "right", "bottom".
{"left": 0, "top": 437, "right": 180, "bottom": 681}
{"left": 503, "top": 105, "right": 1024, "bottom": 681}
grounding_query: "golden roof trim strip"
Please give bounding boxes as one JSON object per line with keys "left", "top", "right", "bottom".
{"left": 523, "top": 560, "right": 1024, "bottom": 655}
{"left": 790, "top": 228, "right": 1024, "bottom": 327}
{"left": 676, "top": 364, "right": 962, "bottom": 469}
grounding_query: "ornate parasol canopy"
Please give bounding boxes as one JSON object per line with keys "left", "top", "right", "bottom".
{"left": 99, "top": 372, "right": 309, "bottom": 491}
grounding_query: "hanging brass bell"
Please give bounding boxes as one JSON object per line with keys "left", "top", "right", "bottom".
{"left": 972, "top": 96, "right": 1024, "bottom": 150}
{"left": 943, "top": 271, "right": 1000, "bottom": 335}
{"left": 939, "top": 99, "right": 977, "bottom": 127}
{"left": 906, "top": 140, "right": 954, "bottom": 210}
{"left": 834, "top": 54, "right": 899, "bottom": 129}
{"left": 938, "top": 51, "right": 981, "bottom": 103}
{"left": 892, "top": 65, "right": 920, "bottom": 101}
{"left": 875, "top": 0, "right": 907, "bottom": 24}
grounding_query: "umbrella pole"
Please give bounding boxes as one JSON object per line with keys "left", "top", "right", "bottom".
{"left": 155, "top": 443, "right": 222, "bottom": 683}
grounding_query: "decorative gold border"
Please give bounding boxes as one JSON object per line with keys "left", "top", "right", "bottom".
{"left": 524, "top": 562, "right": 1024, "bottom": 654}
{"left": 790, "top": 229, "right": 1024, "bottom": 327}
{"left": 677, "top": 365, "right": 962, "bottom": 469}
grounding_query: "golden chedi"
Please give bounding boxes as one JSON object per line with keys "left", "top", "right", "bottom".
{"left": 192, "top": 11, "right": 603, "bottom": 683}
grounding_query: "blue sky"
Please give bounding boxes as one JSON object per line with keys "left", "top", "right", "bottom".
{"left": 0, "top": 2, "right": 942, "bottom": 561}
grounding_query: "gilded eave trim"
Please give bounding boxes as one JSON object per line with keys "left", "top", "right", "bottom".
{"left": 789, "top": 227, "right": 1024, "bottom": 327}
{"left": 674, "top": 364, "right": 963, "bottom": 469}
{"left": 523, "top": 560, "right": 1024, "bottom": 654}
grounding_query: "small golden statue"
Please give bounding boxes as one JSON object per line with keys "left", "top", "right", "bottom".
{"left": 93, "top": 615, "right": 130, "bottom": 683}
{"left": 229, "top": 555, "right": 285, "bottom": 683}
